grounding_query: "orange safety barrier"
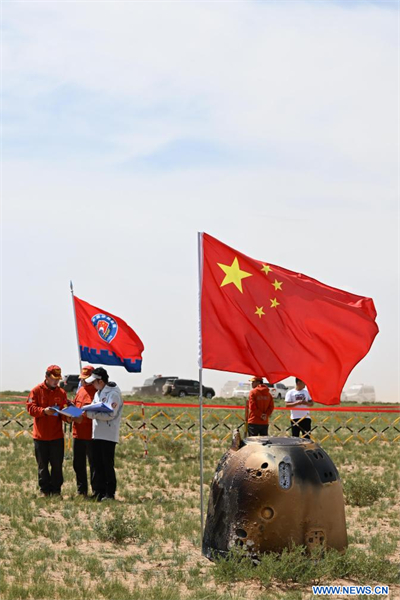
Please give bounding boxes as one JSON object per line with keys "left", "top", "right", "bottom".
{"left": 1, "top": 399, "right": 399, "bottom": 448}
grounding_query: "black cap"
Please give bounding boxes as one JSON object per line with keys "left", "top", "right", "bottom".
{"left": 86, "top": 367, "right": 109, "bottom": 383}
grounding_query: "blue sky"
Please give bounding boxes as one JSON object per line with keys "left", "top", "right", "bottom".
{"left": 1, "top": 0, "right": 398, "bottom": 400}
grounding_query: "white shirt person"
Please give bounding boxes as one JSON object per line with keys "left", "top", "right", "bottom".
{"left": 285, "top": 378, "right": 313, "bottom": 438}
{"left": 84, "top": 367, "right": 123, "bottom": 501}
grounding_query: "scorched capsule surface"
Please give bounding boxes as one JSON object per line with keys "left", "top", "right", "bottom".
{"left": 202, "top": 434, "right": 347, "bottom": 559}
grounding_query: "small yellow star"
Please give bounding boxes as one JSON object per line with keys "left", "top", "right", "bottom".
{"left": 255, "top": 306, "right": 265, "bottom": 319}
{"left": 270, "top": 298, "right": 280, "bottom": 308}
{"left": 217, "top": 257, "right": 252, "bottom": 293}
{"left": 261, "top": 264, "right": 272, "bottom": 275}
{"left": 272, "top": 279, "right": 283, "bottom": 291}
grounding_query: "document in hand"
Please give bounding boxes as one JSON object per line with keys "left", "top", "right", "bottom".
{"left": 81, "top": 402, "right": 113, "bottom": 413}
{"left": 50, "top": 405, "right": 83, "bottom": 418}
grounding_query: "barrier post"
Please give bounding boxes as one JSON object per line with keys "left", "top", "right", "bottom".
{"left": 141, "top": 403, "right": 148, "bottom": 458}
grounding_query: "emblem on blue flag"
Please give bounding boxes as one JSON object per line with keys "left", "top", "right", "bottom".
{"left": 91, "top": 313, "right": 118, "bottom": 344}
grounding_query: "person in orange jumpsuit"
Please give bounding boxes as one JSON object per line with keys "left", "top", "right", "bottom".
{"left": 246, "top": 376, "right": 274, "bottom": 436}
{"left": 26, "top": 365, "right": 68, "bottom": 496}
{"left": 71, "top": 365, "right": 97, "bottom": 496}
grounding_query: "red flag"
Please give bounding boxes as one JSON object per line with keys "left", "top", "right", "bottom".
{"left": 200, "top": 233, "right": 378, "bottom": 405}
{"left": 74, "top": 296, "right": 144, "bottom": 372}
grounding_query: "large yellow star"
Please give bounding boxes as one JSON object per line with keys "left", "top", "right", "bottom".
{"left": 255, "top": 306, "right": 265, "bottom": 319}
{"left": 261, "top": 264, "right": 272, "bottom": 275}
{"left": 217, "top": 257, "right": 252, "bottom": 293}
{"left": 272, "top": 279, "right": 283, "bottom": 291}
{"left": 270, "top": 298, "right": 280, "bottom": 308}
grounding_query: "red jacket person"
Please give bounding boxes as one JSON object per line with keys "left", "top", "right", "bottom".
{"left": 26, "top": 365, "right": 68, "bottom": 496}
{"left": 70, "top": 365, "right": 97, "bottom": 496}
{"left": 246, "top": 376, "right": 274, "bottom": 437}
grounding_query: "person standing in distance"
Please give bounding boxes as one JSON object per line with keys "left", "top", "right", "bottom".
{"left": 70, "top": 365, "right": 97, "bottom": 496}
{"left": 246, "top": 376, "right": 274, "bottom": 436}
{"left": 285, "top": 378, "right": 314, "bottom": 439}
{"left": 26, "top": 365, "right": 68, "bottom": 496}
{"left": 85, "top": 367, "right": 123, "bottom": 501}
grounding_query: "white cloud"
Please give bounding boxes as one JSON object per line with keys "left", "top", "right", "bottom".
{"left": 3, "top": 2, "right": 397, "bottom": 170}
{"left": 1, "top": 1, "right": 398, "bottom": 401}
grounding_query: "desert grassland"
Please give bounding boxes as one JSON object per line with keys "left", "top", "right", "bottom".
{"left": 0, "top": 394, "right": 399, "bottom": 600}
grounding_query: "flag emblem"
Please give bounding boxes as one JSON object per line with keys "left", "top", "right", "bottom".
{"left": 92, "top": 313, "right": 118, "bottom": 344}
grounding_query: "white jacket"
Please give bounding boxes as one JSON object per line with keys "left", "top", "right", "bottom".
{"left": 87, "top": 383, "right": 123, "bottom": 443}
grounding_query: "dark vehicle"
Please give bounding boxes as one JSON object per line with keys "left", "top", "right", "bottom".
{"left": 163, "top": 379, "right": 215, "bottom": 399}
{"left": 60, "top": 374, "right": 80, "bottom": 393}
{"left": 132, "top": 375, "right": 178, "bottom": 396}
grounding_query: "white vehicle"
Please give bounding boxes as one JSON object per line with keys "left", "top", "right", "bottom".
{"left": 272, "top": 383, "right": 289, "bottom": 400}
{"left": 232, "top": 382, "right": 285, "bottom": 400}
{"left": 233, "top": 383, "right": 251, "bottom": 398}
{"left": 265, "top": 383, "right": 281, "bottom": 399}
{"left": 341, "top": 384, "right": 376, "bottom": 403}
{"left": 220, "top": 381, "right": 240, "bottom": 398}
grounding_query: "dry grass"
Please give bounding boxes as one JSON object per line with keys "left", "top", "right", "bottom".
{"left": 0, "top": 394, "right": 399, "bottom": 599}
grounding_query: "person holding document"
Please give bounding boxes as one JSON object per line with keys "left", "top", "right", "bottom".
{"left": 71, "top": 365, "right": 97, "bottom": 496}
{"left": 84, "top": 367, "right": 123, "bottom": 501}
{"left": 26, "top": 365, "right": 68, "bottom": 496}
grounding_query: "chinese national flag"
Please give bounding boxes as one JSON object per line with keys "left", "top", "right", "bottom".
{"left": 200, "top": 233, "right": 378, "bottom": 405}
{"left": 74, "top": 296, "right": 144, "bottom": 373}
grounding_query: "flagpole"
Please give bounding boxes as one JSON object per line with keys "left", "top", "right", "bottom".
{"left": 197, "top": 232, "right": 205, "bottom": 537}
{"left": 70, "top": 281, "right": 82, "bottom": 373}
